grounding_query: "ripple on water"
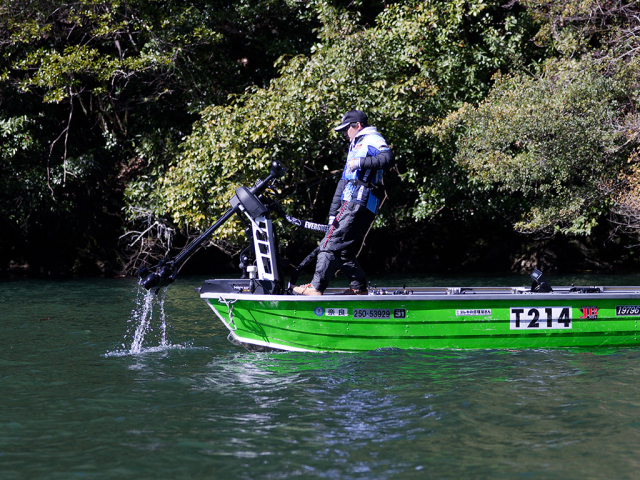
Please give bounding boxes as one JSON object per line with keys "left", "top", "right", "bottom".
{"left": 5, "top": 277, "right": 640, "bottom": 480}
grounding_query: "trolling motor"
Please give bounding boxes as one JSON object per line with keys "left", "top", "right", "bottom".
{"left": 138, "top": 161, "right": 286, "bottom": 291}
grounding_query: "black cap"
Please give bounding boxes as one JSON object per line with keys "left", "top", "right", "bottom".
{"left": 334, "top": 110, "right": 368, "bottom": 131}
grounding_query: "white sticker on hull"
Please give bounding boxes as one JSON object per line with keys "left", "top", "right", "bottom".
{"left": 510, "top": 307, "right": 572, "bottom": 330}
{"left": 456, "top": 309, "right": 491, "bottom": 317}
{"left": 616, "top": 305, "right": 640, "bottom": 316}
{"left": 325, "top": 308, "right": 349, "bottom": 317}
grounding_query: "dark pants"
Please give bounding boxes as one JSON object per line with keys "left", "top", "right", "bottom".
{"left": 311, "top": 201, "right": 375, "bottom": 292}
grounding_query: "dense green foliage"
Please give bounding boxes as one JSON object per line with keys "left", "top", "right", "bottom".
{"left": 430, "top": 60, "right": 633, "bottom": 235}
{"left": 152, "top": 0, "right": 540, "bottom": 246}
{"left": 0, "top": 0, "right": 321, "bottom": 274}
{"left": 429, "top": 0, "right": 639, "bottom": 237}
{"left": 2, "top": 0, "right": 639, "bottom": 276}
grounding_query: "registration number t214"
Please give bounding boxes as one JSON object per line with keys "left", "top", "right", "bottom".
{"left": 510, "top": 307, "right": 572, "bottom": 330}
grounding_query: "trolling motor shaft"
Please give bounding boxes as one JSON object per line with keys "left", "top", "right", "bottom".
{"left": 138, "top": 161, "right": 286, "bottom": 291}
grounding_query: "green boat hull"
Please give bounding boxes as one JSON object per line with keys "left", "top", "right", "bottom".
{"left": 200, "top": 281, "right": 640, "bottom": 352}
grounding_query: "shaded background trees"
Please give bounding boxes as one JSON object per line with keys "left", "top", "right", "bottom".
{"left": 0, "top": 0, "right": 323, "bottom": 275}
{"left": 1, "top": 0, "right": 639, "bottom": 278}
{"left": 146, "top": 0, "right": 547, "bottom": 274}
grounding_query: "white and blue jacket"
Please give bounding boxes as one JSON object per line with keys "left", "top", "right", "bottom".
{"left": 329, "top": 126, "right": 395, "bottom": 216}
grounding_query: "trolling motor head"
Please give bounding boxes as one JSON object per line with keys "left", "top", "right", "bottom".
{"left": 138, "top": 258, "right": 177, "bottom": 291}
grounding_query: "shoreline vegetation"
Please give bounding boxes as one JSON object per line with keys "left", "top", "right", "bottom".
{"left": 3, "top": 226, "right": 638, "bottom": 280}
{"left": 2, "top": 0, "right": 639, "bottom": 279}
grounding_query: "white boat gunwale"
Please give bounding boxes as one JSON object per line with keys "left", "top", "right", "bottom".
{"left": 200, "top": 287, "right": 640, "bottom": 303}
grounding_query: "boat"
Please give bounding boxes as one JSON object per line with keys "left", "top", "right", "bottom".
{"left": 198, "top": 279, "right": 640, "bottom": 352}
{"left": 139, "top": 162, "right": 640, "bottom": 352}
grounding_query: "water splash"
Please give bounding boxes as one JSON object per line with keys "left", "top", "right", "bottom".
{"left": 125, "top": 286, "right": 170, "bottom": 355}
{"left": 105, "top": 285, "right": 203, "bottom": 358}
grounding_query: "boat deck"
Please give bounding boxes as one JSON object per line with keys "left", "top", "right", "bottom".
{"left": 355, "top": 285, "right": 640, "bottom": 296}
{"left": 198, "top": 279, "right": 640, "bottom": 299}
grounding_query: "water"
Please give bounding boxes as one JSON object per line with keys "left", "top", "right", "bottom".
{"left": 3, "top": 273, "right": 640, "bottom": 479}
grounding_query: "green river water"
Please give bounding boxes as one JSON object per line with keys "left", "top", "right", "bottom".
{"left": 3, "top": 273, "right": 640, "bottom": 479}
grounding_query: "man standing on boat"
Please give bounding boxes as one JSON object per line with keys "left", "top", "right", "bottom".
{"left": 293, "top": 110, "right": 395, "bottom": 296}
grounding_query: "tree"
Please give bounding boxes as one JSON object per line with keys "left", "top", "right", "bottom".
{"left": 427, "top": 0, "right": 640, "bottom": 237}
{"left": 142, "top": 0, "right": 540, "bottom": 270}
{"left": 429, "top": 59, "right": 633, "bottom": 235}
{"left": 0, "top": 0, "right": 320, "bottom": 274}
